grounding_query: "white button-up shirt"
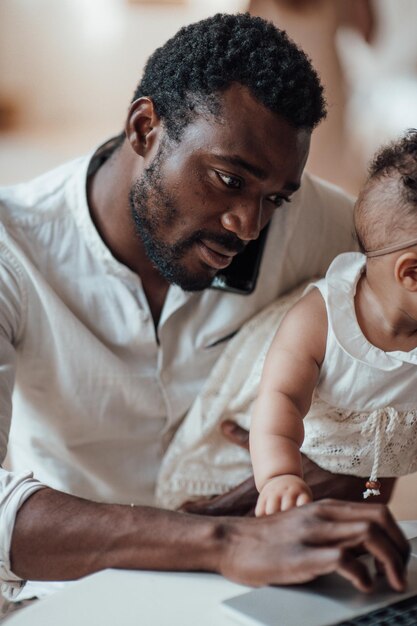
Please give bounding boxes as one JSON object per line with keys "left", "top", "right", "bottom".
{"left": 0, "top": 146, "right": 354, "bottom": 595}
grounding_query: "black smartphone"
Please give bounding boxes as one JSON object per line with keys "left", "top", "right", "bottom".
{"left": 210, "top": 224, "right": 269, "bottom": 295}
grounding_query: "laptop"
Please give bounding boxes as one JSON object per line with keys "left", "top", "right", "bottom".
{"left": 222, "top": 535, "right": 417, "bottom": 626}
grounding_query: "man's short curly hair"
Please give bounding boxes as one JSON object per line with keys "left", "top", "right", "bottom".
{"left": 133, "top": 12, "right": 326, "bottom": 140}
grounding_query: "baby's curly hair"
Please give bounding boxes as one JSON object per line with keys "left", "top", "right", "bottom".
{"left": 355, "top": 130, "right": 417, "bottom": 254}
{"left": 369, "top": 130, "right": 417, "bottom": 202}
{"left": 132, "top": 12, "right": 326, "bottom": 140}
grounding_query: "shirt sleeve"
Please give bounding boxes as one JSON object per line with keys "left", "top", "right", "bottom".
{"left": 0, "top": 469, "right": 46, "bottom": 599}
{"left": 0, "top": 243, "right": 47, "bottom": 600}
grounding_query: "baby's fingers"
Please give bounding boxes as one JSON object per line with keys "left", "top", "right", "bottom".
{"left": 281, "top": 491, "right": 302, "bottom": 512}
{"left": 265, "top": 494, "right": 282, "bottom": 516}
{"left": 296, "top": 491, "right": 312, "bottom": 507}
{"left": 255, "top": 494, "right": 281, "bottom": 517}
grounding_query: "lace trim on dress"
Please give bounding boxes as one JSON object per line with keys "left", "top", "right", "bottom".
{"left": 302, "top": 395, "right": 417, "bottom": 496}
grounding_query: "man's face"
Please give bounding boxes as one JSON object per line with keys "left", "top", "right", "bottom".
{"left": 129, "top": 85, "right": 310, "bottom": 291}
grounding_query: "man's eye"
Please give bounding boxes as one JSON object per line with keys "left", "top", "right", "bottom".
{"left": 216, "top": 171, "right": 242, "bottom": 189}
{"left": 268, "top": 195, "right": 291, "bottom": 209}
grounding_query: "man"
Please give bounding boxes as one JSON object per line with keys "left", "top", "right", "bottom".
{"left": 0, "top": 13, "right": 408, "bottom": 601}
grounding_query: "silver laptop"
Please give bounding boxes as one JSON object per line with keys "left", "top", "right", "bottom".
{"left": 222, "top": 536, "right": 417, "bottom": 626}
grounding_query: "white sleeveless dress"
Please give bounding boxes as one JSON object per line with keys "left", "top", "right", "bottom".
{"left": 301, "top": 252, "right": 417, "bottom": 494}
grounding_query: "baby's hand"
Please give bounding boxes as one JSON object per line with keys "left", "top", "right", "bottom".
{"left": 255, "top": 475, "right": 312, "bottom": 516}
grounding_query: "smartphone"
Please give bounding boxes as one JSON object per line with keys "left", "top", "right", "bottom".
{"left": 210, "top": 224, "right": 269, "bottom": 295}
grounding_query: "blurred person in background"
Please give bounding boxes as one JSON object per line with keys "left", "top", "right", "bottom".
{"left": 248, "top": 0, "right": 417, "bottom": 196}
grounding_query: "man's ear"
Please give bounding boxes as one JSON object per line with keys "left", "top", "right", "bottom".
{"left": 394, "top": 251, "right": 417, "bottom": 291}
{"left": 125, "top": 97, "right": 161, "bottom": 157}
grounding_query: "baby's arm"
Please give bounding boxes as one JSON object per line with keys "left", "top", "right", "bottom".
{"left": 250, "top": 287, "right": 327, "bottom": 515}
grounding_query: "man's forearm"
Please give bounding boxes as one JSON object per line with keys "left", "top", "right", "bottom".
{"left": 10, "top": 487, "right": 222, "bottom": 581}
{"left": 9, "top": 488, "right": 410, "bottom": 592}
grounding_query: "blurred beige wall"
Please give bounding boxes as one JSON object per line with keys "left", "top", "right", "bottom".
{"left": 0, "top": 0, "right": 245, "bottom": 130}
{"left": 0, "top": 0, "right": 244, "bottom": 182}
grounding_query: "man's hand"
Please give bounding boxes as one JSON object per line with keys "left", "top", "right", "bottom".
{"left": 219, "top": 499, "right": 409, "bottom": 592}
{"left": 178, "top": 421, "right": 407, "bottom": 592}
{"left": 180, "top": 420, "right": 396, "bottom": 515}
{"left": 255, "top": 474, "right": 312, "bottom": 516}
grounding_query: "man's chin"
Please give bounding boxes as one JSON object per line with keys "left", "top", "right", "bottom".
{"left": 151, "top": 252, "right": 217, "bottom": 291}
{"left": 165, "top": 265, "right": 217, "bottom": 292}
{"left": 173, "top": 273, "right": 215, "bottom": 292}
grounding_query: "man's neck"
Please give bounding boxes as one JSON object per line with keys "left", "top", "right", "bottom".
{"left": 87, "top": 140, "right": 169, "bottom": 327}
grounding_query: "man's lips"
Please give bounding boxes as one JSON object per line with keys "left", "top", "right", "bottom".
{"left": 196, "top": 240, "right": 238, "bottom": 270}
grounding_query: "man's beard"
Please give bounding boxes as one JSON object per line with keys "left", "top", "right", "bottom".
{"left": 129, "top": 151, "right": 244, "bottom": 291}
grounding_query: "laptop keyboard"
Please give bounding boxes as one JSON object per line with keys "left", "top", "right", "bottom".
{"left": 335, "top": 594, "right": 417, "bottom": 625}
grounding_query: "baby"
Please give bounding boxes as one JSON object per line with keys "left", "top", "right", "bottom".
{"left": 250, "top": 129, "right": 417, "bottom": 515}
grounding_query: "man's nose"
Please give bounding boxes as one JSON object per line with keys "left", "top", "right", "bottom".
{"left": 221, "top": 202, "right": 262, "bottom": 242}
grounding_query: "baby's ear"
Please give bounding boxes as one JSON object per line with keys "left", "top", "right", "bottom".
{"left": 394, "top": 251, "right": 417, "bottom": 291}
